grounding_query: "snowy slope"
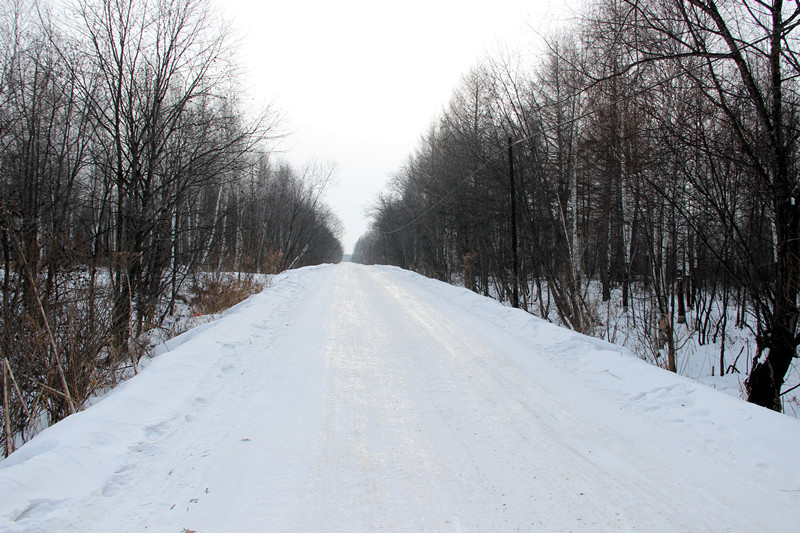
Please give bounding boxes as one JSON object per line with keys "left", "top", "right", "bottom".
{"left": 1, "top": 263, "right": 799, "bottom": 532}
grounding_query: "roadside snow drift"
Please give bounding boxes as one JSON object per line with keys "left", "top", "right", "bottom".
{"left": 1, "top": 263, "right": 799, "bottom": 532}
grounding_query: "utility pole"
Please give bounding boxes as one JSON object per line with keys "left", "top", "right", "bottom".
{"left": 509, "top": 137, "right": 519, "bottom": 309}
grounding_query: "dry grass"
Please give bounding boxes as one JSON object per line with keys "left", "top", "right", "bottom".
{"left": 188, "top": 274, "right": 266, "bottom": 316}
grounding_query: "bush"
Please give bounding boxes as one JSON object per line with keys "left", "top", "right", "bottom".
{"left": 188, "top": 274, "right": 266, "bottom": 316}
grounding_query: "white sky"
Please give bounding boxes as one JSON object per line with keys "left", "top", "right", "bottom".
{"left": 221, "top": 0, "right": 574, "bottom": 254}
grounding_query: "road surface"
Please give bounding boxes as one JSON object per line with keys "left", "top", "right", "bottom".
{"left": 2, "top": 263, "right": 799, "bottom": 531}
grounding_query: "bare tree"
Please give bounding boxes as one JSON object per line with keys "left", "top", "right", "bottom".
{"left": 614, "top": 0, "right": 800, "bottom": 410}
{"left": 64, "top": 0, "right": 274, "bottom": 355}
{"left": 0, "top": 0, "right": 298, "bottom": 457}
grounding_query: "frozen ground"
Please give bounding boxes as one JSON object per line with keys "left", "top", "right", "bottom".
{"left": 1, "top": 263, "right": 799, "bottom": 531}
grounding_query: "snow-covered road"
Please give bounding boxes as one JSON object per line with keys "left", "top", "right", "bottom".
{"left": 2, "top": 263, "right": 800, "bottom": 532}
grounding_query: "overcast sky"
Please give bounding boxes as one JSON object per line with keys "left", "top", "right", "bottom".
{"left": 221, "top": 0, "right": 574, "bottom": 254}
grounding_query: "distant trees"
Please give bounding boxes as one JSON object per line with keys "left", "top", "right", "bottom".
{"left": 362, "top": 0, "right": 799, "bottom": 412}
{"left": 234, "top": 159, "right": 344, "bottom": 271}
{"left": 0, "top": 0, "right": 341, "bottom": 456}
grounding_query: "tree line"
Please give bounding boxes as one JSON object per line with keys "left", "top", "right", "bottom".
{"left": 1, "top": 0, "right": 342, "bottom": 456}
{"left": 357, "top": 0, "right": 799, "bottom": 413}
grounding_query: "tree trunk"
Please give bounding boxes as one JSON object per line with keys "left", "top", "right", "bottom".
{"left": 677, "top": 271, "right": 686, "bottom": 324}
{"left": 744, "top": 1, "right": 800, "bottom": 411}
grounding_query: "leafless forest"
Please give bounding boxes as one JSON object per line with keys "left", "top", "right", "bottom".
{"left": 0, "top": 0, "right": 343, "bottom": 455}
{"left": 358, "top": 0, "right": 800, "bottom": 413}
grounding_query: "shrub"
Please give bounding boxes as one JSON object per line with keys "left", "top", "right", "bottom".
{"left": 188, "top": 274, "right": 266, "bottom": 316}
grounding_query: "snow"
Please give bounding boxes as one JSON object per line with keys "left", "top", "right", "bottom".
{"left": 1, "top": 263, "right": 799, "bottom": 531}
{"left": 503, "top": 277, "right": 798, "bottom": 416}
